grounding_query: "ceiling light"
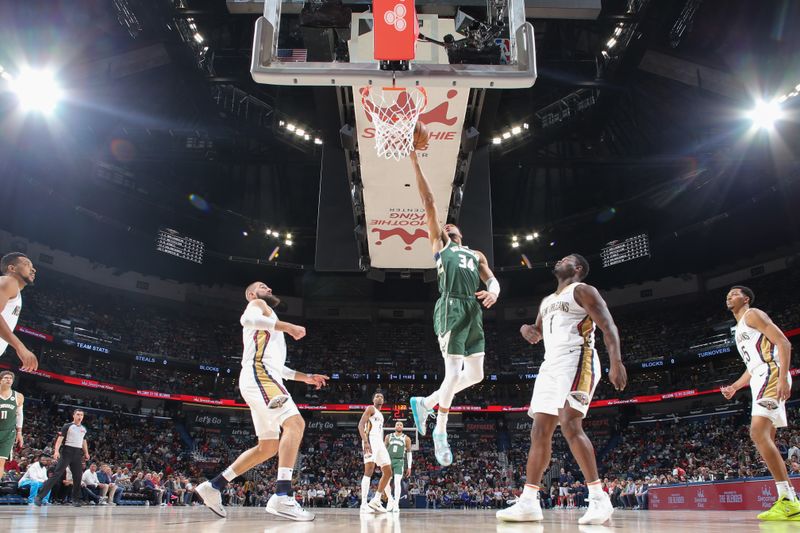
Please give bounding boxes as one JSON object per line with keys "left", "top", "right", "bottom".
{"left": 279, "top": 120, "right": 285, "bottom": 126}
{"left": 748, "top": 99, "right": 784, "bottom": 130}
{"left": 314, "top": 138, "right": 323, "bottom": 145}
{"left": 295, "top": 129, "right": 305, "bottom": 136}
{"left": 533, "top": 232, "right": 539, "bottom": 239}
{"left": 511, "top": 126, "right": 521, "bottom": 135}
{"left": 9, "top": 69, "right": 63, "bottom": 114}
{"left": 492, "top": 137, "right": 501, "bottom": 144}
{"left": 525, "top": 234, "right": 533, "bottom": 241}
{"left": 511, "top": 242, "right": 520, "bottom": 248}
{"left": 523, "top": 123, "right": 529, "bottom": 130}
{"left": 512, "top": 235, "right": 518, "bottom": 242}
{"left": 286, "top": 124, "right": 296, "bottom": 132}
{"left": 304, "top": 134, "right": 310, "bottom": 140}
{"left": 502, "top": 132, "right": 511, "bottom": 139}
{"left": 193, "top": 33, "right": 204, "bottom": 43}
{"left": 285, "top": 240, "right": 293, "bottom": 246}
{"left": 286, "top": 233, "right": 292, "bottom": 239}
{"left": 266, "top": 229, "right": 272, "bottom": 236}
{"left": 606, "top": 38, "right": 617, "bottom": 48}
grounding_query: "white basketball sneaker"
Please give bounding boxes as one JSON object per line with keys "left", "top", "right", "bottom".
{"left": 432, "top": 430, "right": 453, "bottom": 466}
{"left": 496, "top": 497, "right": 543, "bottom": 522}
{"left": 195, "top": 481, "right": 226, "bottom": 518}
{"left": 385, "top": 496, "right": 397, "bottom": 512}
{"left": 266, "top": 494, "right": 315, "bottom": 521}
{"left": 360, "top": 503, "right": 375, "bottom": 513}
{"left": 578, "top": 493, "right": 614, "bottom": 525}
{"left": 368, "top": 495, "right": 388, "bottom": 513}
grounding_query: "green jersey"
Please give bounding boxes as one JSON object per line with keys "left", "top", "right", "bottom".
{"left": 0, "top": 391, "right": 18, "bottom": 432}
{"left": 388, "top": 433, "right": 407, "bottom": 461}
{"left": 436, "top": 241, "right": 481, "bottom": 297}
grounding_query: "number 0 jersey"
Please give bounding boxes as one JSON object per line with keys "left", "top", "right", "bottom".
{"left": 735, "top": 309, "right": 778, "bottom": 374}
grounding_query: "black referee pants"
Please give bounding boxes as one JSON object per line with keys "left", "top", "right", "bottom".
{"left": 39, "top": 446, "right": 83, "bottom": 501}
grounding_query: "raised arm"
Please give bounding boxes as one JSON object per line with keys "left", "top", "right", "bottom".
{"left": 574, "top": 284, "right": 627, "bottom": 391}
{"left": 409, "top": 151, "right": 446, "bottom": 252}
{"left": 747, "top": 308, "right": 793, "bottom": 401}
{"left": 241, "top": 299, "right": 306, "bottom": 340}
{"left": 474, "top": 251, "right": 499, "bottom": 309}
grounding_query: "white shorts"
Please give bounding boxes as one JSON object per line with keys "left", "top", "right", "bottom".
{"left": 528, "top": 350, "right": 601, "bottom": 419}
{"left": 363, "top": 440, "right": 391, "bottom": 467}
{"left": 750, "top": 362, "right": 790, "bottom": 428}
{"left": 239, "top": 367, "right": 300, "bottom": 440}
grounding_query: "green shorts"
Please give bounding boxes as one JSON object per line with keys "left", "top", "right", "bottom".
{"left": 391, "top": 459, "right": 406, "bottom": 476}
{"left": 0, "top": 429, "right": 15, "bottom": 460}
{"left": 433, "top": 295, "right": 485, "bottom": 357}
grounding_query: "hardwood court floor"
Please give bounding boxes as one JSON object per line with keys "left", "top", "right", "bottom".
{"left": 0, "top": 506, "right": 788, "bottom": 533}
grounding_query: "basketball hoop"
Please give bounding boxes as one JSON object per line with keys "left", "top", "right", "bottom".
{"left": 360, "top": 85, "right": 427, "bottom": 161}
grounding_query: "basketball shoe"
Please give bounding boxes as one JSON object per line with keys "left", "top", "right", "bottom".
{"left": 432, "top": 430, "right": 453, "bottom": 466}
{"left": 496, "top": 497, "right": 543, "bottom": 522}
{"left": 368, "top": 494, "right": 388, "bottom": 513}
{"left": 196, "top": 481, "right": 226, "bottom": 518}
{"left": 578, "top": 492, "right": 614, "bottom": 525}
{"left": 266, "top": 494, "right": 315, "bottom": 521}
{"left": 757, "top": 496, "right": 800, "bottom": 520}
{"left": 410, "top": 397, "right": 432, "bottom": 436}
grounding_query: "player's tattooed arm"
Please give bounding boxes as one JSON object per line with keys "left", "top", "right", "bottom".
{"left": 575, "top": 284, "right": 627, "bottom": 391}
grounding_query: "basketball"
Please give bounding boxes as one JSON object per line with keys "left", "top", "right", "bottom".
{"left": 413, "top": 121, "right": 430, "bottom": 150}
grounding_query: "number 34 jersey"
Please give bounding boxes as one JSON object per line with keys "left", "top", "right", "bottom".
{"left": 735, "top": 309, "right": 778, "bottom": 374}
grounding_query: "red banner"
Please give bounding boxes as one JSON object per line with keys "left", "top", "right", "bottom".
{"left": 6, "top": 364, "right": 800, "bottom": 412}
{"left": 15, "top": 325, "right": 53, "bottom": 342}
{"left": 649, "top": 478, "right": 800, "bottom": 511}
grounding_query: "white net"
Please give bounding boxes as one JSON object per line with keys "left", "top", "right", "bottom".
{"left": 360, "top": 86, "right": 427, "bottom": 161}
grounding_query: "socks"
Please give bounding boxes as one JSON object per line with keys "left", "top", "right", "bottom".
{"left": 776, "top": 481, "right": 796, "bottom": 500}
{"left": 384, "top": 484, "right": 393, "bottom": 502}
{"left": 276, "top": 467, "right": 293, "bottom": 496}
{"left": 361, "top": 476, "right": 371, "bottom": 505}
{"left": 521, "top": 484, "right": 539, "bottom": 502}
{"left": 210, "top": 466, "right": 238, "bottom": 491}
{"left": 423, "top": 392, "right": 439, "bottom": 411}
{"left": 434, "top": 411, "right": 449, "bottom": 434}
{"left": 587, "top": 480, "right": 603, "bottom": 498}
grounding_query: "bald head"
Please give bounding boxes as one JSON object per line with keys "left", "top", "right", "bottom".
{"left": 245, "top": 281, "right": 280, "bottom": 307}
{"left": 245, "top": 281, "right": 261, "bottom": 300}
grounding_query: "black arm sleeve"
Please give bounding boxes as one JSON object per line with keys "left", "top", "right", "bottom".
{"left": 58, "top": 423, "right": 71, "bottom": 436}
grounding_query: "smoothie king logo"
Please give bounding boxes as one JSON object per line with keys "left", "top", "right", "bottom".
{"left": 360, "top": 89, "right": 461, "bottom": 142}
{"left": 370, "top": 208, "right": 429, "bottom": 250}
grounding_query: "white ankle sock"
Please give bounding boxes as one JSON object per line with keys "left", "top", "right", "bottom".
{"left": 587, "top": 480, "right": 603, "bottom": 498}
{"left": 521, "top": 484, "right": 539, "bottom": 502}
{"left": 776, "top": 481, "right": 796, "bottom": 500}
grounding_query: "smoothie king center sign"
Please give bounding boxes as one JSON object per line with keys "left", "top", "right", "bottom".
{"left": 355, "top": 87, "right": 469, "bottom": 269}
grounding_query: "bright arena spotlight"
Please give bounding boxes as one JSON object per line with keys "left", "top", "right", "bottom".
{"left": 8, "top": 68, "right": 63, "bottom": 114}
{"left": 747, "top": 98, "right": 784, "bottom": 130}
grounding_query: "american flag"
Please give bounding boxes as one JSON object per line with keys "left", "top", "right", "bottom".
{"left": 275, "top": 49, "right": 308, "bottom": 63}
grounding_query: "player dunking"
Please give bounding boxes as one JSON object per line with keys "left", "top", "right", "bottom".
{"left": 0, "top": 253, "right": 39, "bottom": 371}
{"left": 498, "top": 254, "right": 626, "bottom": 525}
{"left": 359, "top": 392, "right": 395, "bottom": 513}
{"left": 722, "top": 285, "right": 798, "bottom": 521}
{"left": 196, "top": 281, "right": 328, "bottom": 521}
{"left": 0, "top": 371, "right": 24, "bottom": 479}
{"left": 386, "top": 421, "right": 412, "bottom": 513}
{"left": 408, "top": 150, "right": 500, "bottom": 466}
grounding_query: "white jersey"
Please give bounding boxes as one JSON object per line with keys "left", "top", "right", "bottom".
{"left": 0, "top": 291, "right": 22, "bottom": 356}
{"left": 366, "top": 407, "right": 385, "bottom": 444}
{"left": 240, "top": 305, "right": 289, "bottom": 396}
{"left": 539, "top": 282, "right": 595, "bottom": 366}
{"left": 735, "top": 309, "right": 777, "bottom": 374}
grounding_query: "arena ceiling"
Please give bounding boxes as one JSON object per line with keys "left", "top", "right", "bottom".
{"left": 0, "top": 0, "right": 798, "bottom": 299}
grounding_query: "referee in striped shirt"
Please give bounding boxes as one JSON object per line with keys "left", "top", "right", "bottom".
{"left": 35, "top": 408, "right": 90, "bottom": 507}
